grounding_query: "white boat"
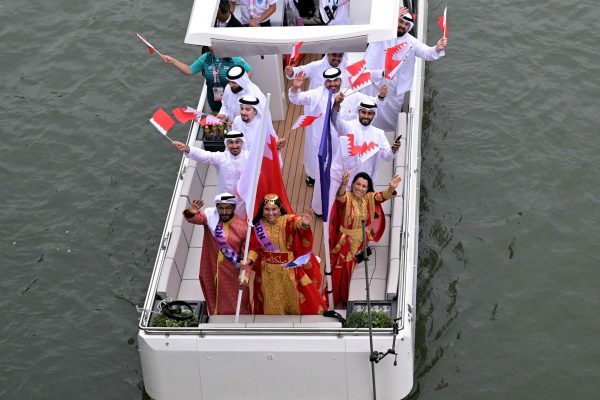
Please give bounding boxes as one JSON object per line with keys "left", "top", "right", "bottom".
{"left": 138, "top": 0, "right": 430, "bottom": 398}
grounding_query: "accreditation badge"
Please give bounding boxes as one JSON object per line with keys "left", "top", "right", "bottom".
{"left": 212, "top": 86, "right": 224, "bottom": 101}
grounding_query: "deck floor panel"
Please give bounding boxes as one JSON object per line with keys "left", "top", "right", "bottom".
{"left": 276, "top": 54, "right": 325, "bottom": 263}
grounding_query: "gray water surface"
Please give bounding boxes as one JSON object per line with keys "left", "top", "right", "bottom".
{"left": 1, "top": 0, "right": 599, "bottom": 399}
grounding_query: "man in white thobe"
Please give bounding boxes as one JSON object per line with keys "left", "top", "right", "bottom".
{"left": 288, "top": 67, "right": 387, "bottom": 215}
{"left": 324, "top": 98, "right": 400, "bottom": 217}
{"left": 230, "top": 95, "right": 286, "bottom": 166}
{"left": 172, "top": 131, "right": 249, "bottom": 216}
{"left": 217, "top": 65, "right": 266, "bottom": 123}
{"left": 362, "top": 9, "right": 447, "bottom": 132}
{"left": 284, "top": 53, "right": 349, "bottom": 91}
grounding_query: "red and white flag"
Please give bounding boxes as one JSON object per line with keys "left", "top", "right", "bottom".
{"left": 149, "top": 108, "right": 175, "bottom": 135}
{"left": 348, "top": 71, "right": 372, "bottom": 91}
{"left": 289, "top": 41, "right": 304, "bottom": 64}
{"left": 171, "top": 107, "right": 198, "bottom": 124}
{"left": 384, "top": 42, "right": 409, "bottom": 80}
{"left": 200, "top": 114, "right": 223, "bottom": 126}
{"left": 237, "top": 119, "right": 292, "bottom": 219}
{"left": 438, "top": 6, "right": 448, "bottom": 38}
{"left": 345, "top": 59, "right": 366, "bottom": 78}
{"left": 291, "top": 113, "right": 322, "bottom": 130}
{"left": 136, "top": 33, "right": 161, "bottom": 56}
{"left": 339, "top": 133, "right": 380, "bottom": 163}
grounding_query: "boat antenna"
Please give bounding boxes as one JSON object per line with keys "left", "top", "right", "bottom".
{"left": 361, "top": 219, "right": 378, "bottom": 400}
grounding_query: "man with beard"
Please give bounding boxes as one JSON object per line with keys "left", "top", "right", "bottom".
{"left": 217, "top": 66, "right": 265, "bottom": 124}
{"left": 362, "top": 7, "right": 447, "bottom": 132}
{"left": 172, "top": 131, "right": 249, "bottom": 215}
{"left": 331, "top": 97, "right": 400, "bottom": 185}
{"left": 284, "top": 53, "right": 349, "bottom": 91}
{"left": 183, "top": 193, "right": 251, "bottom": 315}
{"left": 288, "top": 67, "right": 386, "bottom": 215}
{"left": 231, "top": 95, "right": 286, "bottom": 153}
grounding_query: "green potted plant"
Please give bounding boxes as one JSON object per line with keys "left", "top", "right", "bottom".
{"left": 151, "top": 300, "right": 200, "bottom": 328}
{"left": 346, "top": 310, "right": 393, "bottom": 329}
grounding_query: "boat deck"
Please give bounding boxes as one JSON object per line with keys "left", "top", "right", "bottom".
{"left": 155, "top": 53, "right": 408, "bottom": 310}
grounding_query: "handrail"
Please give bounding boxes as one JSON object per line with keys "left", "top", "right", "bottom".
{"left": 138, "top": 84, "right": 208, "bottom": 328}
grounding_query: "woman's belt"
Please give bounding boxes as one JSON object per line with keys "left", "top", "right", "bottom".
{"left": 262, "top": 251, "right": 312, "bottom": 269}
{"left": 262, "top": 251, "right": 291, "bottom": 265}
{"left": 340, "top": 226, "right": 363, "bottom": 237}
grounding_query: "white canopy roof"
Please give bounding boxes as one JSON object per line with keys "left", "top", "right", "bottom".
{"left": 184, "top": 0, "right": 400, "bottom": 57}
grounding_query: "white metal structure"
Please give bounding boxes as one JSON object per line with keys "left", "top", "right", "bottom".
{"left": 138, "top": 0, "right": 430, "bottom": 398}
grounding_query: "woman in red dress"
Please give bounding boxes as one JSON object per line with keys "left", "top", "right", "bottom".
{"left": 329, "top": 171, "right": 402, "bottom": 306}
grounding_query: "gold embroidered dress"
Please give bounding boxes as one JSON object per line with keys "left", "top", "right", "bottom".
{"left": 248, "top": 214, "right": 326, "bottom": 315}
{"left": 329, "top": 190, "right": 393, "bottom": 304}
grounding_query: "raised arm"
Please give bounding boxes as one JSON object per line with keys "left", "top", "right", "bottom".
{"left": 172, "top": 141, "right": 222, "bottom": 165}
{"left": 288, "top": 72, "right": 313, "bottom": 106}
{"left": 337, "top": 171, "right": 350, "bottom": 197}
{"left": 183, "top": 199, "right": 205, "bottom": 221}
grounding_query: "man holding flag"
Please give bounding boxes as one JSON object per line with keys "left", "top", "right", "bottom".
{"left": 289, "top": 67, "right": 386, "bottom": 215}
{"left": 172, "top": 131, "right": 249, "bottom": 216}
{"left": 362, "top": 7, "right": 447, "bottom": 132}
{"left": 284, "top": 53, "right": 349, "bottom": 91}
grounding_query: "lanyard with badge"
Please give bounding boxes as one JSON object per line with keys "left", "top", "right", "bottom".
{"left": 211, "top": 55, "right": 224, "bottom": 102}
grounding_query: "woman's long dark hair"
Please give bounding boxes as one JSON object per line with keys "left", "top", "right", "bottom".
{"left": 351, "top": 172, "right": 375, "bottom": 193}
{"left": 252, "top": 197, "right": 288, "bottom": 225}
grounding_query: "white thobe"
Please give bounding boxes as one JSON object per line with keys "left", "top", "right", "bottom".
{"left": 218, "top": 74, "right": 266, "bottom": 122}
{"left": 313, "top": 109, "right": 394, "bottom": 217}
{"left": 288, "top": 85, "right": 335, "bottom": 180}
{"left": 231, "top": 112, "right": 283, "bottom": 169}
{"left": 231, "top": 116, "right": 261, "bottom": 152}
{"left": 287, "top": 54, "right": 349, "bottom": 91}
{"left": 288, "top": 86, "right": 383, "bottom": 214}
{"left": 186, "top": 146, "right": 249, "bottom": 215}
{"left": 362, "top": 34, "right": 445, "bottom": 131}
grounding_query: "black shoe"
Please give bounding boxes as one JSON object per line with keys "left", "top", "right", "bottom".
{"left": 305, "top": 176, "right": 315, "bottom": 187}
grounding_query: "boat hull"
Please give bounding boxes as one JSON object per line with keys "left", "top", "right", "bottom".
{"left": 139, "top": 331, "right": 414, "bottom": 400}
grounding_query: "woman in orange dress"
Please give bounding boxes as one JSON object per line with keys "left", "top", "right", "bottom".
{"left": 329, "top": 171, "right": 402, "bottom": 306}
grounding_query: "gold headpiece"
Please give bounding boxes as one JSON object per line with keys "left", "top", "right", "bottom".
{"left": 263, "top": 194, "right": 279, "bottom": 205}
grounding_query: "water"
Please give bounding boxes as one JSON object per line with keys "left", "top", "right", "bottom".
{"left": 1, "top": 0, "right": 599, "bottom": 399}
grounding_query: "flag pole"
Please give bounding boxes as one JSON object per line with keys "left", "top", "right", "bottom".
{"left": 235, "top": 93, "right": 272, "bottom": 323}
{"left": 322, "top": 220, "right": 335, "bottom": 309}
{"left": 443, "top": 6, "right": 448, "bottom": 39}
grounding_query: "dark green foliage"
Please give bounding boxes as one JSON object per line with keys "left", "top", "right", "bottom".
{"left": 152, "top": 312, "right": 199, "bottom": 328}
{"left": 346, "top": 311, "right": 393, "bottom": 328}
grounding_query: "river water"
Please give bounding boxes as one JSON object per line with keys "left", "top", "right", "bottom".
{"left": 1, "top": 0, "right": 599, "bottom": 399}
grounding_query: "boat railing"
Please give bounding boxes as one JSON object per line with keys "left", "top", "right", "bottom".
{"left": 138, "top": 85, "right": 208, "bottom": 328}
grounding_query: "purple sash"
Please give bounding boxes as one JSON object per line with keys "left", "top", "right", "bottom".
{"left": 214, "top": 221, "right": 241, "bottom": 265}
{"left": 254, "top": 220, "right": 313, "bottom": 269}
{"left": 254, "top": 219, "right": 281, "bottom": 252}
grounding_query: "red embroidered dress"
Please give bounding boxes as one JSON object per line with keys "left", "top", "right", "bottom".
{"left": 186, "top": 213, "right": 251, "bottom": 315}
{"left": 329, "top": 190, "right": 393, "bottom": 305}
{"left": 248, "top": 214, "right": 326, "bottom": 315}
